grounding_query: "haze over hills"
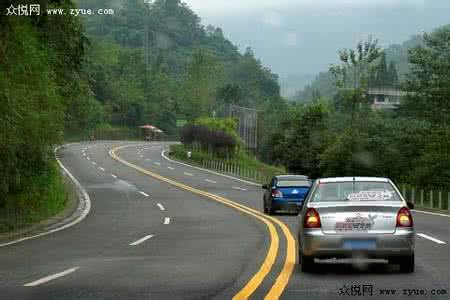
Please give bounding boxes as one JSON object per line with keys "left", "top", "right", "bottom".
{"left": 183, "top": 0, "right": 450, "bottom": 97}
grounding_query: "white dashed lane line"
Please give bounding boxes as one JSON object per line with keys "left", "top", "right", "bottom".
{"left": 86, "top": 157, "right": 90, "bottom": 160}
{"left": 110, "top": 174, "right": 118, "bottom": 179}
{"left": 154, "top": 162, "right": 161, "bottom": 166}
{"left": 417, "top": 233, "right": 446, "bottom": 244}
{"left": 24, "top": 267, "right": 79, "bottom": 287}
{"left": 139, "top": 191, "right": 150, "bottom": 197}
{"left": 92, "top": 162, "right": 97, "bottom": 166}
{"left": 129, "top": 234, "right": 154, "bottom": 246}
{"left": 164, "top": 217, "right": 171, "bottom": 225}
{"left": 157, "top": 203, "right": 165, "bottom": 211}
{"left": 184, "top": 172, "right": 194, "bottom": 176}
{"left": 205, "top": 179, "right": 217, "bottom": 184}
{"left": 232, "top": 186, "right": 247, "bottom": 191}
{"left": 99, "top": 167, "right": 105, "bottom": 171}
{"left": 168, "top": 166, "right": 175, "bottom": 170}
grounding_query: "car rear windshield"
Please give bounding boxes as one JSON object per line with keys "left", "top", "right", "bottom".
{"left": 276, "top": 180, "right": 311, "bottom": 187}
{"left": 310, "top": 181, "right": 401, "bottom": 202}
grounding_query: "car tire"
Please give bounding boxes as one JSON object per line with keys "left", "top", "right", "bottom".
{"left": 299, "top": 250, "right": 314, "bottom": 272}
{"left": 398, "top": 254, "right": 414, "bottom": 273}
{"left": 268, "top": 204, "right": 275, "bottom": 215}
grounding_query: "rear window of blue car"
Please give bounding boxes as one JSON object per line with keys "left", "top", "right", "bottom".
{"left": 277, "top": 180, "right": 311, "bottom": 187}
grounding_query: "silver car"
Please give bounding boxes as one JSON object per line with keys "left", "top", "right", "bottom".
{"left": 298, "top": 177, "right": 415, "bottom": 273}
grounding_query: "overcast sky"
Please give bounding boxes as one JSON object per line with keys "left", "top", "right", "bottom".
{"left": 183, "top": 0, "right": 450, "bottom": 94}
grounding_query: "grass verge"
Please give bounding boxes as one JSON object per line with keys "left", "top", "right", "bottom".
{"left": 0, "top": 162, "right": 68, "bottom": 234}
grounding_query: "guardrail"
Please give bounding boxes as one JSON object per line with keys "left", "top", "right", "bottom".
{"left": 398, "top": 184, "right": 449, "bottom": 211}
{"left": 201, "top": 159, "right": 279, "bottom": 185}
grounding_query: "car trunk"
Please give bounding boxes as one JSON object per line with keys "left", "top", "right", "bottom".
{"left": 310, "top": 202, "right": 403, "bottom": 234}
{"left": 277, "top": 187, "right": 309, "bottom": 201}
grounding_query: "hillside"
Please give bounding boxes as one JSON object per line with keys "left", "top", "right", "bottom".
{"left": 293, "top": 33, "right": 425, "bottom": 102}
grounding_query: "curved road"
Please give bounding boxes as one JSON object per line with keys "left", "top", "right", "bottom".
{"left": 0, "top": 141, "right": 449, "bottom": 299}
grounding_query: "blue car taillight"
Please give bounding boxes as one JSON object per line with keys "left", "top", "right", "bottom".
{"left": 271, "top": 189, "right": 283, "bottom": 198}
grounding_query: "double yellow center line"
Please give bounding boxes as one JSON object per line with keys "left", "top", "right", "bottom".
{"left": 110, "top": 145, "right": 296, "bottom": 299}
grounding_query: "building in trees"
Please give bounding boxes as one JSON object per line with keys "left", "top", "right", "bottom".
{"left": 367, "top": 87, "right": 408, "bottom": 109}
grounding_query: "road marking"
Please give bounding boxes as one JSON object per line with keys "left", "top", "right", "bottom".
{"left": 232, "top": 186, "right": 248, "bottom": 191}
{"left": 83, "top": 153, "right": 86, "bottom": 156}
{"left": 92, "top": 162, "right": 97, "bottom": 165}
{"left": 111, "top": 174, "right": 118, "bottom": 179}
{"left": 168, "top": 166, "right": 175, "bottom": 170}
{"left": 129, "top": 234, "right": 154, "bottom": 246}
{"left": 146, "top": 159, "right": 151, "bottom": 161}
{"left": 110, "top": 145, "right": 294, "bottom": 300}
{"left": 413, "top": 210, "right": 450, "bottom": 218}
{"left": 139, "top": 191, "right": 150, "bottom": 197}
{"left": 86, "top": 157, "right": 90, "bottom": 160}
{"left": 24, "top": 267, "right": 79, "bottom": 287}
{"left": 417, "top": 233, "right": 446, "bottom": 244}
{"left": 164, "top": 217, "right": 170, "bottom": 224}
{"left": 99, "top": 167, "right": 105, "bottom": 171}
{"left": 154, "top": 162, "right": 161, "bottom": 165}
{"left": 184, "top": 172, "right": 193, "bottom": 176}
{"left": 205, "top": 179, "right": 217, "bottom": 184}
{"left": 161, "top": 150, "right": 260, "bottom": 186}
{"left": 157, "top": 203, "right": 165, "bottom": 211}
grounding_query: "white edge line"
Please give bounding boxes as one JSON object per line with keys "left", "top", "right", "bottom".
{"left": 24, "top": 267, "right": 79, "bottom": 287}
{"left": 129, "top": 234, "right": 154, "bottom": 246}
{"left": 0, "top": 145, "right": 91, "bottom": 248}
{"left": 412, "top": 209, "right": 450, "bottom": 218}
{"left": 161, "top": 150, "right": 260, "bottom": 186}
{"left": 232, "top": 186, "right": 248, "bottom": 191}
{"left": 417, "top": 233, "right": 446, "bottom": 244}
{"left": 157, "top": 203, "right": 165, "bottom": 211}
{"left": 164, "top": 217, "right": 170, "bottom": 224}
{"left": 139, "top": 191, "right": 150, "bottom": 197}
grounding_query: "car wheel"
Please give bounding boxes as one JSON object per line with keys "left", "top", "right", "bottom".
{"left": 299, "top": 250, "right": 314, "bottom": 272}
{"left": 399, "top": 254, "right": 414, "bottom": 273}
{"left": 268, "top": 204, "right": 275, "bottom": 215}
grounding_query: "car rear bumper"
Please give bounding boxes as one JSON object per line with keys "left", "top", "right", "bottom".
{"left": 299, "top": 228, "right": 414, "bottom": 257}
{"left": 272, "top": 199, "right": 304, "bottom": 211}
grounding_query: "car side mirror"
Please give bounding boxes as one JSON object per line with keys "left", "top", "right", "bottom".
{"left": 262, "top": 184, "right": 269, "bottom": 189}
{"left": 406, "top": 201, "right": 415, "bottom": 210}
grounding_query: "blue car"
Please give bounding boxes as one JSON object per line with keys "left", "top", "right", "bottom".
{"left": 263, "top": 175, "right": 312, "bottom": 214}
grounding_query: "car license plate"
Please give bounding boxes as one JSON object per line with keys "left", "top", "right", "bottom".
{"left": 343, "top": 240, "right": 376, "bottom": 250}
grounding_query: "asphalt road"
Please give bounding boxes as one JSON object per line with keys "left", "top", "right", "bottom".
{"left": 1, "top": 141, "right": 449, "bottom": 299}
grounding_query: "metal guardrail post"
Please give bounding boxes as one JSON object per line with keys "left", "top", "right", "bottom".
{"left": 421, "top": 189, "right": 424, "bottom": 207}
{"left": 438, "top": 191, "right": 442, "bottom": 210}
{"left": 430, "top": 190, "right": 433, "bottom": 208}
{"left": 411, "top": 187, "right": 415, "bottom": 204}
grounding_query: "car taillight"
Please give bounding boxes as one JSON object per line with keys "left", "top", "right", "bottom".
{"left": 304, "top": 208, "right": 321, "bottom": 228}
{"left": 397, "top": 207, "right": 413, "bottom": 227}
{"left": 271, "top": 189, "right": 283, "bottom": 198}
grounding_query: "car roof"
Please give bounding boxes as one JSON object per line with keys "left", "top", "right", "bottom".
{"left": 276, "top": 175, "right": 309, "bottom": 180}
{"left": 317, "top": 177, "right": 390, "bottom": 183}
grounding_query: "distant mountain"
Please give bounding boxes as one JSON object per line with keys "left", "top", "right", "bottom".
{"left": 280, "top": 73, "right": 315, "bottom": 98}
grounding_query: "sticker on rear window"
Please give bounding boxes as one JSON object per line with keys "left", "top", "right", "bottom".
{"left": 347, "top": 190, "right": 393, "bottom": 201}
{"left": 335, "top": 214, "right": 377, "bottom": 232}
